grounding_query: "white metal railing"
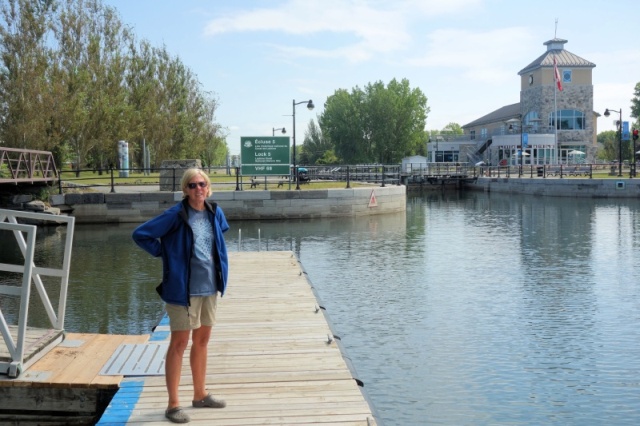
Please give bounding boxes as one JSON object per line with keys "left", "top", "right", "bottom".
{"left": 0, "top": 208, "right": 75, "bottom": 377}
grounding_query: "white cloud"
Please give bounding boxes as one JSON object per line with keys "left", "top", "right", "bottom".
{"left": 202, "top": 0, "right": 482, "bottom": 63}
{"left": 270, "top": 42, "right": 376, "bottom": 63}
{"left": 408, "top": 27, "right": 535, "bottom": 84}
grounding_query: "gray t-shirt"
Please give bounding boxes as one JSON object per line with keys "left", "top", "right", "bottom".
{"left": 188, "top": 207, "right": 216, "bottom": 296}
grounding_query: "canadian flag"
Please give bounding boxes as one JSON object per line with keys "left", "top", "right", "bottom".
{"left": 553, "top": 55, "right": 563, "bottom": 91}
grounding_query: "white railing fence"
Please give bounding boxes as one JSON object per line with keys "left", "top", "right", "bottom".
{"left": 0, "top": 209, "right": 75, "bottom": 377}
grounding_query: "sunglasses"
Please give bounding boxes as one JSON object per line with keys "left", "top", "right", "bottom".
{"left": 187, "top": 181, "right": 208, "bottom": 189}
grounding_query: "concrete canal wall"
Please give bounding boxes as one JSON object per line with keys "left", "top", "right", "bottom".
{"left": 465, "top": 177, "right": 640, "bottom": 198}
{"left": 52, "top": 185, "right": 406, "bottom": 223}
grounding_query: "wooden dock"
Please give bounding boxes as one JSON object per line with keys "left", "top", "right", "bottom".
{"left": 0, "top": 332, "right": 150, "bottom": 424}
{"left": 2, "top": 251, "right": 378, "bottom": 425}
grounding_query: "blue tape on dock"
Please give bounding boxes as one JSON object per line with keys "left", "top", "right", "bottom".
{"left": 158, "top": 314, "right": 170, "bottom": 326}
{"left": 150, "top": 330, "right": 169, "bottom": 341}
{"left": 95, "top": 379, "right": 144, "bottom": 424}
{"left": 150, "top": 313, "right": 170, "bottom": 341}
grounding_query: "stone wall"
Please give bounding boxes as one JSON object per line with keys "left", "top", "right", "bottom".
{"left": 465, "top": 177, "right": 640, "bottom": 198}
{"left": 55, "top": 185, "right": 406, "bottom": 223}
{"left": 159, "top": 159, "right": 201, "bottom": 191}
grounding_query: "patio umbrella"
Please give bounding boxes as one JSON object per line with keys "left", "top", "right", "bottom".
{"left": 568, "top": 150, "right": 585, "bottom": 155}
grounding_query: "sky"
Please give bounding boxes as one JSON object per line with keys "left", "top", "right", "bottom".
{"left": 102, "top": 0, "right": 639, "bottom": 156}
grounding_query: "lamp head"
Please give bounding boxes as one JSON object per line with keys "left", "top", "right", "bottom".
{"left": 307, "top": 100, "right": 314, "bottom": 111}
{"left": 281, "top": 127, "right": 286, "bottom": 134}
{"left": 604, "top": 109, "right": 610, "bottom": 117}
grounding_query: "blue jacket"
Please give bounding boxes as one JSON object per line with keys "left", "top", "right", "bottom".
{"left": 132, "top": 199, "right": 229, "bottom": 306}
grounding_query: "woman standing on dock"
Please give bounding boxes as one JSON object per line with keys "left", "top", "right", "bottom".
{"left": 132, "top": 168, "right": 229, "bottom": 424}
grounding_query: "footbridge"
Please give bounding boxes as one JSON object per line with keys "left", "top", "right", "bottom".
{"left": 0, "top": 147, "right": 58, "bottom": 184}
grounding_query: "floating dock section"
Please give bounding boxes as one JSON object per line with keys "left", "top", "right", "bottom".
{"left": 98, "top": 251, "right": 378, "bottom": 425}
{"left": 1, "top": 251, "right": 378, "bottom": 424}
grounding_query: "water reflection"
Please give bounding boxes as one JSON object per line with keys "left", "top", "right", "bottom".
{"left": 2, "top": 192, "right": 640, "bottom": 425}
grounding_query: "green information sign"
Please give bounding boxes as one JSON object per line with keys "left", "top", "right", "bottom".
{"left": 240, "top": 136, "right": 290, "bottom": 175}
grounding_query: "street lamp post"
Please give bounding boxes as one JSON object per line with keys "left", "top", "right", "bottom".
{"left": 506, "top": 117, "right": 522, "bottom": 169}
{"left": 272, "top": 127, "right": 286, "bottom": 136}
{"left": 604, "top": 108, "right": 623, "bottom": 177}
{"left": 292, "top": 99, "right": 314, "bottom": 190}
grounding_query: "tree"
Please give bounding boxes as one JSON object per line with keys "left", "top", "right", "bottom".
{"left": 0, "top": 0, "right": 57, "bottom": 149}
{"left": 52, "top": 0, "right": 133, "bottom": 172}
{"left": 320, "top": 87, "right": 368, "bottom": 164}
{"left": 316, "top": 149, "right": 338, "bottom": 165}
{"left": 0, "top": 0, "right": 227, "bottom": 170}
{"left": 319, "top": 78, "right": 429, "bottom": 164}
{"left": 597, "top": 130, "right": 618, "bottom": 161}
{"left": 365, "top": 78, "right": 428, "bottom": 163}
{"left": 631, "top": 82, "right": 640, "bottom": 132}
{"left": 631, "top": 82, "right": 640, "bottom": 120}
{"left": 441, "top": 122, "right": 463, "bottom": 136}
{"left": 125, "top": 39, "right": 162, "bottom": 167}
{"left": 298, "top": 119, "right": 331, "bottom": 165}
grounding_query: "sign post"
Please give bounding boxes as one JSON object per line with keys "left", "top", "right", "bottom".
{"left": 240, "top": 136, "right": 290, "bottom": 176}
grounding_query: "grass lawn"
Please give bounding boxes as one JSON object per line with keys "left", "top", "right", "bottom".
{"left": 58, "top": 169, "right": 374, "bottom": 190}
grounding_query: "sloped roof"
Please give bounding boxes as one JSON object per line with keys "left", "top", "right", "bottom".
{"left": 462, "top": 102, "right": 520, "bottom": 129}
{"left": 462, "top": 38, "right": 596, "bottom": 130}
{"left": 519, "top": 38, "right": 595, "bottom": 75}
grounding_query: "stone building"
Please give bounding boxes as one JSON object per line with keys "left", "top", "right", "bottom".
{"left": 430, "top": 38, "right": 598, "bottom": 166}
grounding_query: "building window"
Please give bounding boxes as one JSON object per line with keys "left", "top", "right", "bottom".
{"left": 524, "top": 111, "right": 540, "bottom": 132}
{"left": 562, "top": 69, "right": 572, "bottom": 83}
{"left": 548, "top": 109, "right": 585, "bottom": 130}
{"left": 440, "top": 151, "right": 459, "bottom": 163}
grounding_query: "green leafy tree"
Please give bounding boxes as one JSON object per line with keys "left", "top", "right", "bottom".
{"left": 0, "top": 0, "right": 227, "bottom": 170}
{"left": 320, "top": 79, "right": 428, "bottom": 164}
{"left": 316, "top": 149, "right": 338, "bottom": 164}
{"left": 0, "top": 0, "right": 57, "bottom": 149}
{"left": 53, "top": 0, "right": 132, "bottom": 172}
{"left": 631, "top": 82, "right": 640, "bottom": 120}
{"left": 631, "top": 82, "right": 640, "bottom": 133}
{"left": 83, "top": 2, "right": 133, "bottom": 172}
{"left": 125, "top": 39, "right": 161, "bottom": 167}
{"left": 365, "top": 78, "right": 428, "bottom": 163}
{"left": 320, "top": 87, "right": 368, "bottom": 164}
{"left": 299, "top": 119, "right": 332, "bottom": 165}
{"left": 197, "top": 93, "right": 227, "bottom": 169}
{"left": 597, "top": 130, "right": 618, "bottom": 161}
{"left": 441, "top": 122, "right": 463, "bottom": 135}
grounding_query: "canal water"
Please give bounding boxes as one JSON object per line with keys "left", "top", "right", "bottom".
{"left": 2, "top": 191, "right": 640, "bottom": 425}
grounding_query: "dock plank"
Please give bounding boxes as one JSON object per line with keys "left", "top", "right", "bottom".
{"left": 1, "top": 251, "right": 377, "bottom": 425}
{"left": 100, "top": 251, "right": 377, "bottom": 425}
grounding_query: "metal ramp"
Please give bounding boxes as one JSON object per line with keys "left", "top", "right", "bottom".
{"left": 99, "top": 342, "right": 168, "bottom": 376}
{"left": 0, "top": 209, "right": 75, "bottom": 377}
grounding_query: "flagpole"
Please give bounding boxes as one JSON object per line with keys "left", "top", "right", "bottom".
{"left": 553, "top": 53, "right": 559, "bottom": 165}
{"left": 554, "top": 71, "right": 558, "bottom": 165}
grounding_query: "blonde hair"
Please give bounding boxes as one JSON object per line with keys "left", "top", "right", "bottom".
{"left": 180, "top": 168, "right": 212, "bottom": 198}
